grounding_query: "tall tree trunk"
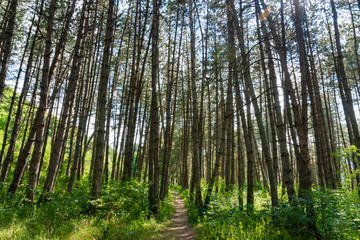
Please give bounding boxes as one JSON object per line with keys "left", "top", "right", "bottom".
{"left": 189, "top": 0, "right": 202, "bottom": 209}
{"left": 225, "top": 3, "right": 235, "bottom": 192}
{"left": 204, "top": 28, "right": 225, "bottom": 207}
{"left": 0, "top": 0, "right": 18, "bottom": 103}
{"left": 255, "top": 0, "right": 296, "bottom": 202}
{"left": 0, "top": 3, "right": 38, "bottom": 171}
{"left": 26, "top": 0, "right": 77, "bottom": 202}
{"left": 293, "top": 0, "right": 318, "bottom": 234}
{"left": 7, "top": 0, "right": 57, "bottom": 198}
{"left": 122, "top": 0, "right": 148, "bottom": 181}
{"left": 330, "top": 0, "right": 360, "bottom": 196}
{"left": 160, "top": 4, "right": 182, "bottom": 200}
{"left": 228, "top": 0, "right": 278, "bottom": 207}
{"left": 148, "top": 0, "right": 161, "bottom": 216}
{"left": 91, "top": 0, "right": 114, "bottom": 200}
{"left": 41, "top": 0, "right": 88, "bottom": 200}
{"left": 0, "top": 0, "right": 45, "bottom": 184}
{"left": 259, "top": 0, "right": 313, "bottom": 205}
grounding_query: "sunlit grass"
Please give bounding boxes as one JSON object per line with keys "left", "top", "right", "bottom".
{"left": 178, "top": 179, "right": 360, "bottom": 240}
{"left": 0, "top": 180, "right": 175, "bottom": 240}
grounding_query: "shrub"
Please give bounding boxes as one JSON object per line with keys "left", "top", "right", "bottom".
{"left": 178, "top": 178, "right": 360, "bottom": 240}
{"left": 0, "top": 179, "right": 174, "bottom": 239}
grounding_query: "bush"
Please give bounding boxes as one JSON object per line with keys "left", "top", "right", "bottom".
{"left": 0, "top": 179, "right": 174, "bottom": 239}
{"left": 178, "top": 179, "right": 360, "bottom": 240}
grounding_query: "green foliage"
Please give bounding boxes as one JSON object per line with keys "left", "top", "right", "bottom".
{"left": 333, "top": 145, "right": 360, "bottom": 189}
{"left": 0, "top": 87, "right": 14, "bottom": 130}
{"left": 0, "top": 180, "right": 174, "bottom": 239}
{"left": 95, "top": 180, "right": 149, "bottom": 221}
{"left": 313, "top": 189, "right": 360, "bottom": 239}
{"left": 178, "top": 179, "right": 360, "bottom": 240}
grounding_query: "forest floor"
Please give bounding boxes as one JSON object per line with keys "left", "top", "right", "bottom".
{"left": 154, "top": 192, "right": 195, "bottom": 240}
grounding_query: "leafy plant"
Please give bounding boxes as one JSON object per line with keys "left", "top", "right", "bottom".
{"left": 0, "top": 179, "right": 174, "bottom": 239}
{"left": 178, "top": 178, "right": 360, "bottom": 240}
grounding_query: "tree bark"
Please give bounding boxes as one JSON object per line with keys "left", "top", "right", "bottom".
{"left": 189, "top": 0, "right": 203, "bottom": 209}
{"left": 148, "top": 0, "right": 162, "bottom": 216}
{"left": 228, "top": 0, "right": 278, "bottom": 207}
{"left": 0, "top": 0, "right": 18, "bottom": 103}
{"left": 91, "top": 0, "right": 114, "bottom": 200}
{"left": 41, "top": 0, "right": 87, "bottom": 200}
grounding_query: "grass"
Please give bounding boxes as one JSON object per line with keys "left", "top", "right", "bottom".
{"left": 176, "top": 179, "right": 360, "bottom": 240}
{"left": 0, "top": 179, "right": 175, "bottom": 240}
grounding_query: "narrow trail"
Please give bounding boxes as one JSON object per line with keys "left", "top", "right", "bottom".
{"left": 159, "top": 192, "right": 196, "bottom": 240}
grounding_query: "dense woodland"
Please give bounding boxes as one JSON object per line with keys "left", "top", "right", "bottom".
{"left": 0, "top": 0, "right": 360, "bottom": 239}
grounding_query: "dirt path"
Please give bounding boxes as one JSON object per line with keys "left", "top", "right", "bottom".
{"left": 159, "top": 192, "right": 196, "bottom": 240}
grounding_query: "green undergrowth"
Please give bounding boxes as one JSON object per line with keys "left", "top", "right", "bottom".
{"left": 0, "top": 179, "right": 174, "bottom": 239}
{"left": 176, "top": 179, "right": 360, "bottom": 240}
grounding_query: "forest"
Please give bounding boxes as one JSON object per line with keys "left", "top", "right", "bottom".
{"left": 0, "top": 0, "right": 360, "bottom": 239}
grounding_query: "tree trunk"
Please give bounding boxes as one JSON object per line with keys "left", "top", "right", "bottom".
{"left": 189, "top": 0, "right": 202, "bottom": 209}
{"left": 41, "top": 0, "right": 87, "bottom": 200}
{"left": 91, "top": 0, "right": 114, "bottom": 200}
{"left": 148, "top": 0, "right": 161, "bottom": 216}
{"left": 228, "top": 0, "right": 278, "bottom": 207}
{"left": 0, "top": 0, "right": 18, "bottom": 103}
{"left": 330, "top": 0, "right": 360, "bottom": 196}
